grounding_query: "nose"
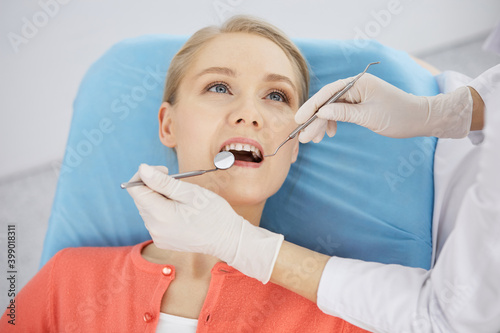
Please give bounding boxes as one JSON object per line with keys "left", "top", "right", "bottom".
{"left": 229, "top": 98, "right": 264, "bottom": 129}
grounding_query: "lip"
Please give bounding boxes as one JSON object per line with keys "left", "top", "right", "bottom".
{"left": 219, "top": 137, "right": 265, "bottom": 168}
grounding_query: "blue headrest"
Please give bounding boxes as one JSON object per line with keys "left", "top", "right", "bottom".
{"left": 40, "top": 35, "right": 438, "bottom": 269}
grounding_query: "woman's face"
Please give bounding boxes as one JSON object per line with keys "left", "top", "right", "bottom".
{"left": 159, "top": 32, "right": 301, "bottom": 206}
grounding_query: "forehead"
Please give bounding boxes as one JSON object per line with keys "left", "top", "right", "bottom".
{"left": 187, "top": 32, "right": 298, "bottom": 83}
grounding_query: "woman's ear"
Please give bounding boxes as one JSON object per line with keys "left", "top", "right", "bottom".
{"left": 290, "top": 139, "right": 299, "bottom": 163}
{"left": 158, "top": 102, "right": 177, "bottom": 148}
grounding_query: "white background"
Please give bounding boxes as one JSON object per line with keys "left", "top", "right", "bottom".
{"left": 1, "top": 0, "right": 499, "bottom": 179}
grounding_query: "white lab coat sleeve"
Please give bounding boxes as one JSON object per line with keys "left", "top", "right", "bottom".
{"left": 431, "top": 69, "right": 487, "bottom": 264}
{"left": 317, "top": 65, "right": 500, "bottom": 333}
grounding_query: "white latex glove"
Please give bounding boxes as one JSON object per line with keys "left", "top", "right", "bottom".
{"left": 126, "top": 164, "right": 284, "bottom": 284}
{"left": 295, "top": 73, "right": 473, "bottom": 143}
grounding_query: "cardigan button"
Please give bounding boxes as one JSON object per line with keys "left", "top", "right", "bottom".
{"left": 162, "top": 266, "right": 172, "bottom": 276}
{"left": 143, "top": 312, "right": 154, "bottom": 323}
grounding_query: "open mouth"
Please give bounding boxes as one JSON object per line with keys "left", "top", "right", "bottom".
{"left": 220, "top": 143, "right": 263, "bottom": 164}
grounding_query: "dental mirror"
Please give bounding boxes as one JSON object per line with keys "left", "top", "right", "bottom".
{"left": 120, "top": 151, "right": 235, "bottom": 189}
{"left": 213, "top": 150, "right": 235, "bottom": 170}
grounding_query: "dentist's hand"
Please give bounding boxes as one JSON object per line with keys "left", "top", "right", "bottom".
{"left": 295, "top": 73, "right": 473, "bottom": 143}
{"left": 126, "top": 164, "right": 284, "bottom": 283}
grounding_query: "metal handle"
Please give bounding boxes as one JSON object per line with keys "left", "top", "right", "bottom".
{"left": 120, "top": 169, "right": 214, "bottom": 189}
{"left": 289, "top": 114, "right": 318, "bottom": 139}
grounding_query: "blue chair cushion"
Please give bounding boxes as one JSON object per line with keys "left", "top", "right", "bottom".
{"left": 40, "top": 35, "right": 438, "bottom": 269}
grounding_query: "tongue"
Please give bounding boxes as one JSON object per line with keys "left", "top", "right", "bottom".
{"left": 231, "top": 150, "right": 255, "bottom": 162}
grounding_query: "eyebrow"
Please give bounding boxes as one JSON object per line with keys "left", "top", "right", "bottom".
{"left": 195, "top": 66, "right": 236, "bottom": 78}
{"left": 264, "top": 73, "right": 297, "bottom": 93}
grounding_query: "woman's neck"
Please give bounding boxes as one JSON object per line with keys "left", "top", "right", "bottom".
{"left": 184, "top": 175, "right": 266, "bottom": 227}
{"left": 142, "top": 247, "right": 220, "bottom": 280}
{"left": 232, "top": 201, "right": 265, "bottom": 226}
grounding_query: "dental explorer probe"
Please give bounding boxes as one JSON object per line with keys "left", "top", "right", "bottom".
{"left": 120, "top": 151, "right": 235, "bottom": 189}
{"left": 263, "top": 61, "right": 380, "bottom": 158}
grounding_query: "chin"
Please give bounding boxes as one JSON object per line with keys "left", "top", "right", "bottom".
{"left": 221, "top": 185, "right": 278, "bottom": 207}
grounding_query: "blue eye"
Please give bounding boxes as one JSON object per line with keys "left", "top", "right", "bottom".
{"left": 267, "top": 91, "right": 287, "bottom": 103}
{"left": 208, "top": 83, "right": 228, "bottom": 94}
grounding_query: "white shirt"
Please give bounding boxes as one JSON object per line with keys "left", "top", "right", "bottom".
{"left": 317, "top": 65, "right": 500, "bottom": 333}
{"left": 155, "top": 312, "right": 198, "bottom": 333}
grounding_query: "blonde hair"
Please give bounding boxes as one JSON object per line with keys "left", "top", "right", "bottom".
{"left": 162, "top": 15, "right": 310, "bottom": 106}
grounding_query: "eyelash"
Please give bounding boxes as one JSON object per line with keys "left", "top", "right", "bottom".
{"left": 204, "top": 81, "right": 291, "bottom": 104}
{"left": 268, "top": 89, "right": 290, "bottom": 104}
{"left": 205, "top": 81, "right": 230, "bottom": 94}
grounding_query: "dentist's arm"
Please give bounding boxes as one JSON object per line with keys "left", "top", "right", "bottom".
{"left": 270, "top": 240, "right": 330, "bottom": 303}
{"left": 469, "top": 87, "right": 485, "bottom": 131}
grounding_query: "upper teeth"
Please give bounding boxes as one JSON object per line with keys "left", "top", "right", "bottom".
{"left": 222, "top": 143, "right": 262, "bottom": 159}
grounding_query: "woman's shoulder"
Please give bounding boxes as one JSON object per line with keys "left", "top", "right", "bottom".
{"left": 47, "top": 243, "right": 142, "bottom": 273}
{"left": 56, "top": 243, "right": 134, "bottom": 258}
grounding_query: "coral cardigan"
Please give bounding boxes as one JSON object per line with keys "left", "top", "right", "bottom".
{"left": 1, "top": 241, "right": 368, "bottom": 332}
